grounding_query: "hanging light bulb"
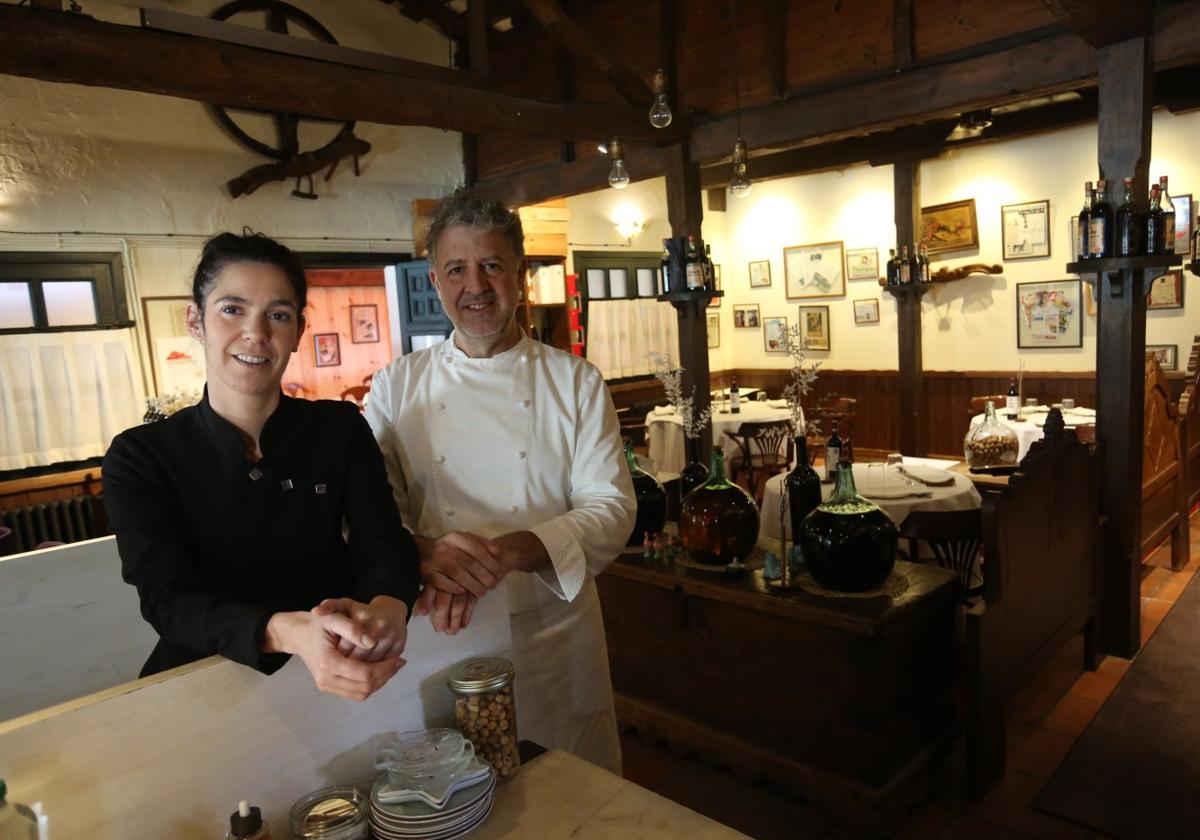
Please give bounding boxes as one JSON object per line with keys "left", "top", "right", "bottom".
{"left": 607, "top": 138, "right": 630, "bottom": 189}
{"left": 649, "top": 69, "right": 673, "bottom": 128}
{"left": 729, "top": 137, "right": 751, "bottom": 197}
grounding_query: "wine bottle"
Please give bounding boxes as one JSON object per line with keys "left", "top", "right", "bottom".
{"left": 1005, "top": 377, "right": 1019, "bottom": 420}
{"left": 1160, "top": 176, "right": 1176, "bottom": 253}
{"left": 885, "top": 249, "right": 898, "bottom": 286}
{"left": 1077, "top": 180, "right": 1093, "bottom": 261}
{"left": 918, "top": 245, "right": 931, "bottom": 283}
{"left": 730, "top": 375, "right": 740, "bottom": 414}
{"left": 1088, "top": 179, "right": 1113, "bottom": 259}
{"left": 660, "top": 238, "right": 673, "bottom": 293}
{"left": 1147, "top": 184, "right": 1167, "bottom": 255}
{"left": 909, "top": 244, "right": 921, "bottom": 285}
{"left": 703, "top": 244, "right": 715, "bottom": 289}
{"left": 899, "top": 245, "right": 911, "bottom": 284}
{"left": 685, "top": 235, "right": 704, "bottom": 290}
{"left": 824, "top": 420, "right": 842, "bottom": 482}
{"left": 1115, "top": 177, "right": 1141, "bottom": 257}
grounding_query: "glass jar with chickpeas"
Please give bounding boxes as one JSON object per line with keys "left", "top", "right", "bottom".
{"left": 446, "top": 657, "right": 520, "bottom": 779}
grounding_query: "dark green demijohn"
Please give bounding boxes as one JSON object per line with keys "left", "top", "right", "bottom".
{"left": 624, "top": 440, "right": 667, "bottom": 546}
{"left": 800, "top": 459, "right": 897, "bottom": 591}
{"left": 678, "top": 447, "right": 760, "bottom": 564}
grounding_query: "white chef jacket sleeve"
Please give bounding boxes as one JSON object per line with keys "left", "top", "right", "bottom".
{"left": 364, "top": 367, "right": 417, "bottom": 530}
{"left": 527, "top": 366, "right": 636, "bottom": 602}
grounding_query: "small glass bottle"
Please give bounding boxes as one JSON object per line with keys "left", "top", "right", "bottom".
{"left": 1115, "top": 177, "right": 1141, "bottom": 257}
{"left": 1077, "top": 180, "right": 1093, "bottom": 260}
{"left": 0, "top": 780, "right": 38, "bottom": 840}
{"left": 1160, "top": 175, "right": 1176, "bottom": 251}
{"left": 1147, "top": 183, "right": 1167, "bottom": 255}
{"left": 729, "top": 375, "right": 740, "bottom": 414}
{"left": 1088, "top": 179, "right": 1113, "bottom": 259}
{"left": 824, "top": 420, "right": 842, "bottom": 482}
{"left": 228, "top": 800, "right": 271, "bottom": 840}
{"left": 898, "top": 245, "right": 911, "bottom": 283}
{"left": 885, "top": 248, "right": 897, "bottom": 285}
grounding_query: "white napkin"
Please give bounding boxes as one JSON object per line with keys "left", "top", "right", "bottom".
{"left": 899, "top": 464, "right": 956, "bottom": 486}
{"left": 862, "top": 488, "right": 934, "bottom": 500}
{"left": 766, "top": 399, "right": 788, "bottom": 409}
{"left": 651, "top": 404, "right": 676, "bottom": 416}
{"left": 1066, "top": 406, "right": 1096, "bottom": 417}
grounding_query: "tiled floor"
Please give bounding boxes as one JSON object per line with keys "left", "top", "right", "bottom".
{"left": 619, "top": 510, "right": 1200, "bottom": 839}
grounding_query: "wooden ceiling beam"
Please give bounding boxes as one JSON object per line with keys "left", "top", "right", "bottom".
{"left": 765, "top": 0, "right": 787, "bottom": 99}
{"left": 1040, "top": 0, "right": 1151, "bottom": 49}
{"left": 515, "top": 0, "right": 655, "bottom": 108}
{"left": 474, "top": 146, "right": 669, "bottom": 207}
{"left": 0, "top": 6, "right": 682, "bottom": 145}
{"left": 380, "top": 0, "right": 469, "bottom": 40}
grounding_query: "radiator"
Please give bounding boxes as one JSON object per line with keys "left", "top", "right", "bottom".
{"left": 0, "top": 496, "right": 100, "bottom": 554}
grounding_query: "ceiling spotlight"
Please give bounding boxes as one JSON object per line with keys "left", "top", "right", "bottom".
{"left": 946, "top": 109, "right": 994, "bottom": 141}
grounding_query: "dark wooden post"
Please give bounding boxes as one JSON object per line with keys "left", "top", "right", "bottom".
{"left": 892, "top": 160, "right": 927, "bottom": 456}
{"left": 1092, "top": 37, "right": 1156, "bottom": 657}
{"left": 663, "top": 142, "right": 714, "bottom": 456}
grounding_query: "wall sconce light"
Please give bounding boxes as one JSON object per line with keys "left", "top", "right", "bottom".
{"left": 614, "top": 217, "right": 645, "bottom": 244}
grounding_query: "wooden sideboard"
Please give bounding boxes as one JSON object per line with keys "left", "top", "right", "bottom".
{"left": 596, "top": 546, "right": 961, "bottom": 834}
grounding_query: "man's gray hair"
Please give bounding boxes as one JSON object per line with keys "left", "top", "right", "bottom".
{"left": 426, "top": 188, "right": 525, "bottom": 264}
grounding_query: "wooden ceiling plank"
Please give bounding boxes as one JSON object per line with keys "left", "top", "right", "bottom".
{"left": 765, "top": 0, "right": 786, "bottom": 99}
{"left": 474, "top": 146, "right": 669, "bottom": 207}
{"left": 515, "top": 0, "right": 655, "bottom": 107}
{"left": 894, "top": 0, "right": 914, "bottom": 68}
{"left": 1040, "top": 0, "right": 1151, "bottom": 49}
{"left": 381, "top": 0, "right": 469, "bottom": 40}
{"left": 0, "top": 6, "right": 680, "bottom": 144}
{"left": 468, "top": 0, "right": 490, "bottom": 73}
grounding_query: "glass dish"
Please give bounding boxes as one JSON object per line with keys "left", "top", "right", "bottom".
{"left": 375, "top": 729, "right": 475, "bottom": 791}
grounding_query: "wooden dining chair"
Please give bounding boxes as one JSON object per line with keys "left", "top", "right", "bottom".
{"left": 282, "top": 382, "right": 308, "bottom": 399}
{"left": 340, "top": 385, "right": 370, "bottom": 411}
{"left": 728, "top": 420, "right": 794, "bottom": 500}
{"left": 898, "top": 509, "right": 984, "bottom": 597}
{"left": 967, "top": 394, "right": 1006, "bottom": 418}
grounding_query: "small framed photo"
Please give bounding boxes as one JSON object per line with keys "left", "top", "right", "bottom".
{"left": 783, "top": 240, "right": 845, "bottom": 299}
{"left": 1173, "top": 194, "right": 1193, "bottom": 256}
{"left": 763, "top": 316, "right": 788, "bottom": 353}
{"left": 349, "top": 304, "right": 380, "bottom": 343}
{"left": 733, "top": 303, "right": 760, "bottom": 328}
{"left": 921, "top": 198, "right": 979, "bottom": 255}
{"left": 1146, "top": 344, "right": 1179, "bottom": 371}
{"left": 314, "top": 332, "right": 341, "bottom": 367}
{"left": 1002, "top": 200, "right": 1051, "bottom": 260}
{"left": 1147, "top": 270, "right": 1184, "bottom": 310}
{"left": 1015, "top": 279, "right": 1083, "bottom": 349}
{"left": 798, "top": 305, "right": 830, "bottom": 350}
{"left": 853, "top": 298, "right": 880, "bottom": 325}
{"left": 845, "top": 248, "right": 879, "bottom": 281}
{"left": 706, "top": 311, "right": 720, "bottom": 347}
{"left": 1070, "top": 216, "right": 1082, "bottom": 260}
{"left": 749, "top": 259, "right": 772, "bottom": 288}
{"left": 707, "top": 264, "right": 723, "bottom": 309}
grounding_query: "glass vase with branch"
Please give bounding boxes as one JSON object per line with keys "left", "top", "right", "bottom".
{"left": 649, "top": 352, "right": 714, "bottom": 497}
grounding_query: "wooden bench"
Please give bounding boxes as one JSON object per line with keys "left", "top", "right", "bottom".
{"left": 1182, "top": 337, "right": 1200, "bottom": 515}
{"left": 1142, "top": 354, "right": 1189, "bottom": 570}
{"left": 967, "top": 410, "right": 1099, "bottom": 797}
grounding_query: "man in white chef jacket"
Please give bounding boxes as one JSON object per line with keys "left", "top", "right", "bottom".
{"left": 365, "top": 189, "right": 636, "bottom": 773}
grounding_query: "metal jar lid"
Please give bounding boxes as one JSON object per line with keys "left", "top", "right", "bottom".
{"left": 446, "top": 656, "right": 515, "bottom": 695}
{"left": 289, "top": 786, "right": 367, "bottom": 839}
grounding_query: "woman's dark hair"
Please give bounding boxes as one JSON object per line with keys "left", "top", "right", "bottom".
{"left": 192, "top": 232, "right": 307, "bottom": 312}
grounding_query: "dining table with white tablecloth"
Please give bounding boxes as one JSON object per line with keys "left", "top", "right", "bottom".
{"left": 645, "top": 399, "right": 797, "bottom": 475}
{"left": 759, "top": 458, "right": 982, "bottom": 541}
{"left": 969, "top": 405, "right": 1096, "bottom": 463}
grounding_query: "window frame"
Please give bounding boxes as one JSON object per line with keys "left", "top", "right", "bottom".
{"left": 0, "top": 252, "right": 131, "bottom": 335}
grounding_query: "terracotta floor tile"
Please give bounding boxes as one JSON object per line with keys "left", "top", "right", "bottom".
{"left": 1007, "top": 727, "right": 1075, "bottom": 778}
{"left": 1004, "top": 718, "right": 1036, "bottom": 753}
{"left": 1069, "top": 666, "right": 1123, "bottom": 703}
{"left": 968, "top": 769, "right": 1090, "bottom": 840}
{"left": 1154, "top": 578, "right": 1189, "bottom": 603}
{"left": 1008, "top": 684, "right": 1066, "bottom": 727}
{"left": 1097, "top": 655, "right": 1131, "bottom": 678}
{"left": 1041, "top": 693, "right": 1103, "bottom": 738}
{"left": 1140, "top": 564, "right": 1171, "bottom": 596}
{"left": 938, "top": 815, "right": 1028, "bottom": 839}
{"left": 618, "top": 732, "right": 685, "bottom": 790}
{"left": 1027, "top": 655, "right": 1083, "bottom": 694}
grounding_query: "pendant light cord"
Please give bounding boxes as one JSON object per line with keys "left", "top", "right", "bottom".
{"left": 732, "top": 0, "right": 742, "bottom": 138}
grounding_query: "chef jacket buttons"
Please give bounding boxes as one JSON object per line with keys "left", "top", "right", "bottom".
{"left": 521, "top": 398, "right": 531, "bottom": 408}
{"left": 517, "top": 451, "right": 527, "bottom": 459}
{"left": 437, "top": 402, "right": 446, "bottom": 411}
{"left": 436, "top": 455, "right": 446, "bottom": 464}
{"left": 248, "top": 468, "right": 263, "bottom": 481}
{"left": 281, "top": 479, "right": 293, "bottom": 491}
{"left": 445, "top": 508, "right": 456, "bottom": 517}
{"left": 509, "top": 505, "right": 518, "bottom": 514}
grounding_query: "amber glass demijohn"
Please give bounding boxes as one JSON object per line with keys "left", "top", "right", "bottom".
{"left": 799, "top": 460, "right": 897, "bottom": 591}
{"left": 624, "top": 440, "right": 667, "bottom": 546}
{"left": 679, "top": 447, "right": 760, "bottom": 565}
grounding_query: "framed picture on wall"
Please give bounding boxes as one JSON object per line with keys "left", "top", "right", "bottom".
{"left": 1015, "top": 279, "right": 1083, "bottom": 349}
{"left": 706, "top": 312, "right": 720, "bottom": 347}
{"left": 1147, "top": 270, "right": 1184, "bottom": 310}
{"left": 763, "top": 316, "right": 788, "bottom": 353}
{"left": 1001, "top": 200, "right": 1051, "bottom": 260}
{"left": 314, "top": 332, "right": 341, "bottom": 367}
{"left": 1173, "top": 193, "right": 1193, "bottom": 256}
{"left": 707, "top": 264, "right": 723, "bottom": 309}
{"left": 845, "top": 248, "right": 879, "bottom": 281}
{"left": 349, "top": 304, "right": 380, "bottom": 343}
{"left": 798, "top": 305, "right": 831, "bottom": 350}
{"left": 853, "top": 298, "right": 881, "bottom": 325}
{"left": 1084, "top": 283, "right": 1097, "bottom": 317}
{"left": 920, "top": 198, "right": 979, "bottom": 255}
{"left": 1146, "top": 344, "right": 1179, "bottom": 371}
{"left": 1070, "top": 215, "right": 1081, "bottom": 260}
{"left": 783, "top": 241, "right": 844, "bottom": 299}
{"left": 141, "top": 295, "right": 195, "bottom": 394}
{"left": 748, "top": 260, "right": 772, "bottom": 288}
{"left": 733, "top": 303, "right": 760, "bottom": 328}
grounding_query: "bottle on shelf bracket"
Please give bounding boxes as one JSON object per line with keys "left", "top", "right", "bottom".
{"left": 730, "top": 375, "right": 740, "bottom": 414}
{"left": 1146, "top": 183, "right": 1167, "bottom": 256}
{"left": 1077, "top": 180, "right": 1093, "bottom": 261}
{"left": 1115, "top": 177, "right": 1141, "bottom": 257}
{"left": 659, "top": 238, "right": 673, "bottom": 294}
{"left": 918, "top": 244, "right": 931, "bottom": 283}
{"left": 1087, "top": 179, "right": 1113, "bottom": 260}
{"left": 1005, "top": 377, "right": 1019, "bottom": 420}
{"left": 898, "top": 245, "right": 912, "bottom": 284}
{"left": 885, "top": 248, "right": 898, "bottom": 285}
{"left": 685, "top": 234, "right": 705, "bottom": 290}
{"left": 824, "top": 420, "right": 842, "bottom": 482}
{"left": 1160, "top": 175, "right": 1176, "bottom": 253}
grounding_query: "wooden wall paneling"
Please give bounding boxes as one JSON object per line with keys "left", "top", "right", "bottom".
{"left": 785, "top": 0, "right": 893, "bottom": 90}
{"left": 282, "top": 282, "right": 393, "bottom": 401}
{"left": 913, "top": 0, "right": 1060, "bottom": 60}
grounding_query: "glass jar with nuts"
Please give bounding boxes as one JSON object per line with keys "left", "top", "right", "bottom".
{"left": 964, "top": 401, "right": 1020, "bottom": 468}
{"left": 447, "top": 656, "right": 520, "bottom": 779}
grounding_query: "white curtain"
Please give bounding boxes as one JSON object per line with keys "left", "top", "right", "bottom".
{"left": 585, "top": 299, "right": 680, "bottom": 380}
{"left": 0, "top": 329, "right": 144, "bottom": 470}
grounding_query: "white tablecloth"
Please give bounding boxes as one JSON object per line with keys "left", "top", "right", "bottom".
{"left": 969, "top": 407, "right": 1096, "bottom": 462}
{"left": 646, "top": 400, "right": 795, "bottom": 475}
{"left": 760, "top": 458, "right": 982, "bottom": 541}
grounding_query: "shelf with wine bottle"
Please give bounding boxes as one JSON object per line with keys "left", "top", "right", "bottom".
{"left": 1066, "top": 254, "right": 1182, "bottom": 275}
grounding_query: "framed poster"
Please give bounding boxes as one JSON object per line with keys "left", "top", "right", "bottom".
{"left": 783, "top": 240, "right": 844, "bottom": 299}
{"left": 314, "top": 332, "right": 341, "bottom": 367}
{"left": 141, "top": 295, "right": 200, "bottom": 394}
{"left": 853, "top": 298, "right": 881, "bottom": 325}
{"left": 349, "top": 304, "right": 380, "bottom": 343}
{"left": 706, "top": 312, "right": 720, "bottom": 347}
{"left": 1016, "top": 279, "right": 1082, "bottom": 349}
{"left": 1070, "top": 215, "right": 1081, "bottom": 261}
{"left": 1173, "top": 194, "right": 1193, "bottom": 256}
{"left": 1146, "top": 344, "right": 1179, "bottom": 371}
{"left": 748, "top": 260, "right": 772, "bottom": 288}
{"left": 763, "top": 316, "right": 788, "bottom": 353}
{"left": 707, "top": 264, "right": 723, "bottom": 309}
{"left": 1147, "top": 270, "right": 1184, "bottom": 310}
{"left": 1002, "top": 200, "right": 1050, "bottom": 260}
{"left": 920, "top": 199, "right": 979, "bottom": 255}
{"left": 732, "top": 303, "right": 760, "bottom": 328}
{"left": 845, "top": 247, "right": 879, "bottom": 281}
{"left": 798, "top": 305, "right": 831, "bottom": 350}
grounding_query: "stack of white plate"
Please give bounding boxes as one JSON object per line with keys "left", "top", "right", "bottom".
{"left": 367, "top": 772, "right": 495, "bottom": 840}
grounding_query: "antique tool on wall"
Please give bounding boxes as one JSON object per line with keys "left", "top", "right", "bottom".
{"left": 227, "top": 128, "right": 370, "bottom": 198}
